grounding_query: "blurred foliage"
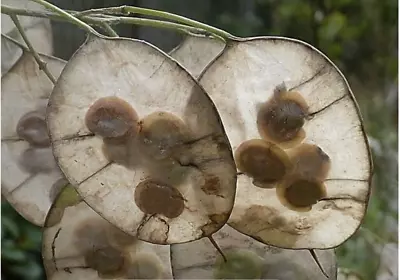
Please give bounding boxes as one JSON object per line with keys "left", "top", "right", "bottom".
{"left": 1, "top": 201, "right": 44, "bottom": 280}
{"left": 1, "top": 0, "right": 397, "bottom": 280}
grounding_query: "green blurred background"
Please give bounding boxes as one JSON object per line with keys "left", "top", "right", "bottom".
{"left": 2, "top": 0, "right": 398, "bottom": 279}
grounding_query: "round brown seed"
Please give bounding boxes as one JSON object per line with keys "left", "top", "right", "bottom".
{"left": 288, "top": 143, "right": 331, "bottom": 181}
{"left": 19, "top": 147, "right": 57, "bottom": 174}
{"left": 138, "top": 111, "right": 191, "bottom": 160}
{"left": 257, "top": 87, "right": 308, "bottom": 147}
{"left": 234, "top": 139, "right": 291, "bottom": 186}
{"left": 134, "top": 179, "right": 185, "bottom": 219}
{"left": 84, "top": 246, "right": 125, "bottom": 275}
{"left": 16, "top": 111, "right": 50, "bottom": 147}
{"left": 85, "top": 96, "right": 139, "bottom": 139}
{"left": 277, "top": 178, "right": 327, "bottom": 211}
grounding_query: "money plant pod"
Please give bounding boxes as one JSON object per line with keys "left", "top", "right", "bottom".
{"left": 166, "top": 34, "right": 336, "bottom": 279}
{"left": 171, "top": 224, "right": 337, "bottom": 280}
{"left": 46, "top": 35, "right": 237, "bottom": 245}
{"left": 198, "top": 37, "right": 373, "bottom": 249}
{"left": 169, "top": 34, "right": 225, "bottom": 79}
{"left": 42, "top": 185, "right": 173, "bottom": 280}
{"left": 1, "top": 37, "right": 67, "bottom": 226}
{"left": 1, "top": 0, "right": 53, "bottom": 74}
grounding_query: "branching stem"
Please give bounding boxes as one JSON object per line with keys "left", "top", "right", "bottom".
{"left": 1, "top": 4, "right": 225, "bottom": 40}
{"left": 9, "top": 14, "right": 56, "bottom": 84}
{"left": 74, "top": 5, "right": 237, "bottom": 40}
{"left": 30, "top": 0, "right": 100, "bottom": 36}
{"left": 99, "top": 22, "right": 119, "bottom": 37}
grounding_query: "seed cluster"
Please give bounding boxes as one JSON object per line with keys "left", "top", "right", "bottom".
{"left": 85, "top": 97, "right": 189, "bottom": 220}
{"left": 235, "top": 84, "right": 331, "bottom": 212}
{"left": 74, "top": 218, "right": 162, "bottom": 279}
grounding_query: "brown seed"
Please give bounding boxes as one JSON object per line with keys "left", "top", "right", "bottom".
{"left": 73, "top": 219, "right": 110, "bottom": 251}
{"left": 85, "top": 96, "right": 139, "bottom": 139}
{"left": 288, "top": 143, "right": 331, "bottom": 181}
{"left": 257, "top": 85, "right": 308, "bottom": 147}
{"left": 234, "top": 139, "right": 291, "bottom": 186}
{"left": 19, "top": 147, "right": 57, "bottom": 174}
{"left": 277, "top": 178, "right": 327, "bottom": 211}
{"left": 134, "top": 179, "right": 185, "bottom": 219}
{"left": 138, "top": 111, "right": 191, "bottom": 160}
{"left": 16, "top": 110, "right": 50, "bottom": 147}
{"left": 84, "top": 246, "right": 125, "bottom": 275}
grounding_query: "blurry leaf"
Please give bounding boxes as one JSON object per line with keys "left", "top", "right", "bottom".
{"left": 319, "top": 12, "right": 347, "bottom": 41}
{"left": 2, "top": 216, "right": 20, "bottom": 238}
{"left": 8, "top": 259, "right": 42, "bottom": 279}
{"left": 2, "top": 247, "right": 27, "bottom": 262}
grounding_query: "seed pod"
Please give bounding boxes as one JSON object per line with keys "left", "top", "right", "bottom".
{"left": 171, "top": 224, "right": 337, "bottom": 280}
{"left": 46, "top": 36, "right": 237, "bottom": 244}
{"left": 1, "top": 36, "right": 67, "bottom": 226}
{"left": 199, "top": 37, "right": 372, "bottom": 249}
{"left": 42, "top": 186, "right": 172, "bottom": 279}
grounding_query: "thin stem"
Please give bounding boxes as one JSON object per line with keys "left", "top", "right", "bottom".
{"left": 100, "top": 22, "right": 119, "bottom": 37}
{"left": 2, "top": 5, "right": 69, "bottom": 22}
{"left": 74, "top": 5, "right": 237, "bottom": 40}
{"left": 97, "top": 16, "right": 213, "bottom": 37}
{"left": 1, "top": 33, "right": 29, "bottom": 52}
{"left": 30, "top": 0, "right": 101, "bottom": 36}
{"left": 1, "top": 5, "right": 224, "bottom": 41}
{"left": 9, "top": 14, "right": 56, "bottom": 84}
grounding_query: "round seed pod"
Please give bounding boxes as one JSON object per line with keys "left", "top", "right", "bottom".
{"left": 199, "top": 37, "right": 372, "bottom": 249}
{"left": 42, "top": 186, "right": 172, "bottom": 280}
{"left": 1, "top": 36, "right": 67, "bottom": 226}
{"left": 46, "top": 35, "right": 237, "bottom": 244}
{"left": 171, "top": 224, "right": 337, "bottom": 280}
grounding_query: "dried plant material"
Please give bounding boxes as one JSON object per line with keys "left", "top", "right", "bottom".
{"left": 199, "top": 37, "right": 372, "bottom": 249}
{"left": 42, "top": 187, "right": 173, "bottom": 280}
{"left": 1, "top": 0, "right": 53, "bottom": 74}
{"left": 47, "top": 36, "right": 236, "bottom": 244}
{"left": 169, "top": 34, "right": 225, "bottom": 78}
{"left": 171, "top": 225, "right": 337, "bottom": 279}
{"left": 1, "top": 44, "right": 67, "bottom": 226}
